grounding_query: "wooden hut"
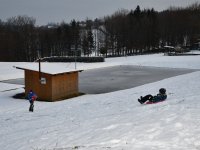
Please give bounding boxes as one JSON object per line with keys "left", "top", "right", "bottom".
{"left": 15, "top": 64, "right": 83, "bottom": 102}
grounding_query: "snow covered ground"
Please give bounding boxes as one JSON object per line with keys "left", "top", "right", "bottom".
{"left": 1, "top": 51, "right": 200, "bottom": 150}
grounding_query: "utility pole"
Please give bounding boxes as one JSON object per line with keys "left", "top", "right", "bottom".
{"left": 75, "top": 48, "right": 77, "bottom": 70}
{"left": 39, "top": 58, "right": 41, "bottom": 82}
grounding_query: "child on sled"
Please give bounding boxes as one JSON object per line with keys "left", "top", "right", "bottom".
{"left": 138, "top": 88, "right": 167, "bottom": 104}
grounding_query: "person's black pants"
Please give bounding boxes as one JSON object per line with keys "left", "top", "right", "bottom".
{"left": 29, "top": 102, "right": 34, "bottom": 112}
{"left": 140, "top": 94, "right": 153, "bottom": 103}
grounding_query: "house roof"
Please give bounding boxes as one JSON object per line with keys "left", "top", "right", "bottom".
{"left": 164, "top": 46, "right": 175, "bottom": 49}
{"left": 14, "top": 63, "right": 83, "bottom": 75}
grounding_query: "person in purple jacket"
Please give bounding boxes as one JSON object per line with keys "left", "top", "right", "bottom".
{"left": 138, "top": 88, "right": 167, "bottom": 104}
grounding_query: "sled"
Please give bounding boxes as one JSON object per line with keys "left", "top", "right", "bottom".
{"left": 144, "top": 100, "right": 165, "bottom": 104}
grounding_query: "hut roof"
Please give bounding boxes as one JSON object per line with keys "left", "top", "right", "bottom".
{"left": 14, "top": 63, "right": 83, "bottom": 75}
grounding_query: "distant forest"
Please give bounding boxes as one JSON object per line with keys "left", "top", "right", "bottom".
{"left": 0, "top": 3, "right": 200, "bottom": 61}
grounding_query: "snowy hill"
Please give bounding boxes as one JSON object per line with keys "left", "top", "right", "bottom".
{"left": 0, "top": 52, "right": 200, "bottom": 150}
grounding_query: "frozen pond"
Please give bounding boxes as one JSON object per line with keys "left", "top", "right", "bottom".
{"left": 79, "top": 65, "right": 197, "bottom": 94}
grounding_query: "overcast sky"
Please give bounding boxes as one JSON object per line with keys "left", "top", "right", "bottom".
{"left": 0, "top": 0, "right": 198, "bottom": 25}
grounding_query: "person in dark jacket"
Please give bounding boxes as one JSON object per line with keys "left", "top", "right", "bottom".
{"left": 138, "top": 88, "right": 167, "bottom": 104}
{"left": 28, "top": 90, "right": 37, "bottom": 112}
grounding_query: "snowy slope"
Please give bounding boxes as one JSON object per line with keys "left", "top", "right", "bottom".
{"left": 0, "top": 52, "right": 200, "bottom": 150}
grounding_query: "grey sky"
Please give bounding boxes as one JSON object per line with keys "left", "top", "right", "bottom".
{"left": 0, "top": 0, "right": 198, "bottom": 25}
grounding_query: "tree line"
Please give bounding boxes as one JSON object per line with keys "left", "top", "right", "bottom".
{"left": 103, "top": 3, "right": 200, "bottom": 56}
{"left": 0, "top": 3, "right": 200, "bottom": 61}
{"left": 0, "top": 17, "right": 96, "bottom": 61}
